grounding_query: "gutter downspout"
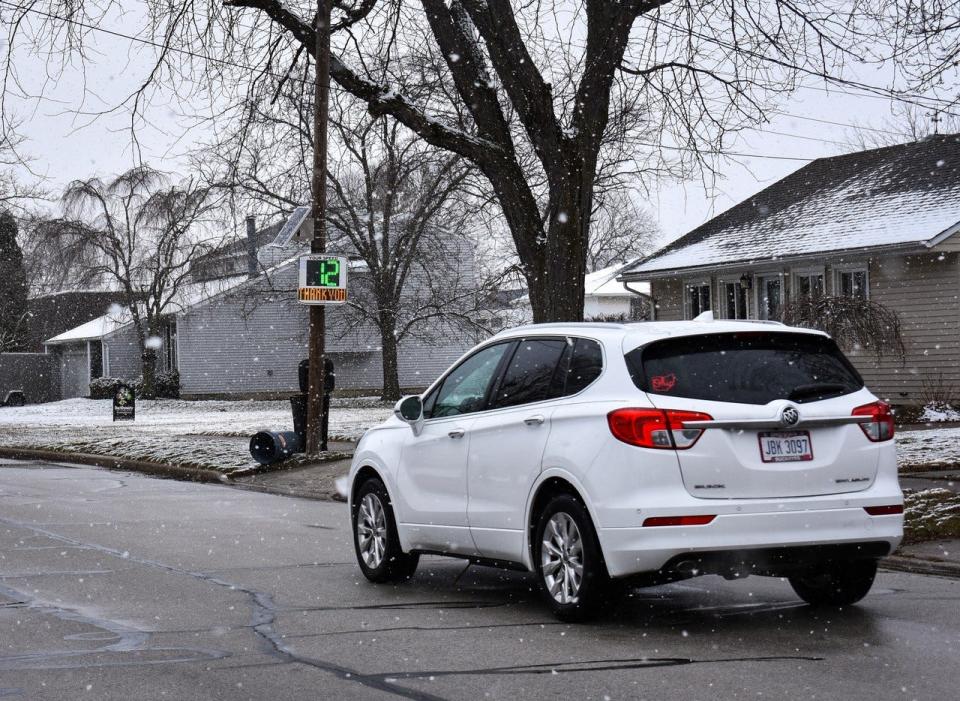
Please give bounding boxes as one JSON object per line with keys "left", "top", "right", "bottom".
{"left": 621, "top": 281, "right": 656, "bottom": 321}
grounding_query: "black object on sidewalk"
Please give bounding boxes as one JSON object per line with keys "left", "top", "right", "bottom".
{"left": 249, "top": 431, "right": 303, "bottom": 465}
{"left": 293, "top": 357, "right": 335, "bottom": 452}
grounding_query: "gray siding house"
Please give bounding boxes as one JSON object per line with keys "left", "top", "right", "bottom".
{"left": 45, "top": 233, "right": 480, "bottom": 399}
{"left": 619, "top": 134, "right": 960, "bottom": 405}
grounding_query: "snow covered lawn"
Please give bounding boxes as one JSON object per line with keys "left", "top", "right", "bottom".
{"left": 0, "top": 397, "right": 393, "bottom": 474}
{"left": 896, "top": 426, "right": 960, "bottom": 471}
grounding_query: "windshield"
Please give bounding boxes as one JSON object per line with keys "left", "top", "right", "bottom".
{"left": 626, "top": 332, "right": 863, "bottom": 405}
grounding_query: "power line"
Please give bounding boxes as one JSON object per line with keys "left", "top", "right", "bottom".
{"left": 642, "top": 13, "right": 960, "bottom": 118}
{"left": 0, "top": 0, "right": 919, "bottom": 162}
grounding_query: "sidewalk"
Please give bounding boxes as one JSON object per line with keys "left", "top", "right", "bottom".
{"left": 883, "top": 539, "right": 960, "bottom": 578}
{"left": 229, "top": 440, "right": 355, "bottom": 501}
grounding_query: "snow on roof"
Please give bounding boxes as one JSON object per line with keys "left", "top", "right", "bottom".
{"left": 45, "top": 312, "right": 130, "bottom": 344}
{"left": 585, "top": 263, "right": 650, "bottom": 296}
{"left": 43, "top": 273, "right": 263, "bottom": 345}
{"left": 623, "top": 134, "right": 960, "bottom": 277}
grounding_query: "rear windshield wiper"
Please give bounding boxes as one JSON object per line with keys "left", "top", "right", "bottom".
{"left": 787, "top": 383, "right": 850, "bottom": 401}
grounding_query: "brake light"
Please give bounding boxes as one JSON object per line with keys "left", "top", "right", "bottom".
{"left": 852, "top": 401, "right": 895, "bottom": 442}
{"left": 643, "top": 515, "right": 716, "bottom": 527}
{"left": 864, "top": 505, "right": 903, "bottom": 516}
{"left": 607, "top": 408, "right": 713, "bottom": 449}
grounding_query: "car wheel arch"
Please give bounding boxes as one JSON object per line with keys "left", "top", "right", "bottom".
{"left": 524, "top": 471, "right": 607, "bottom": 572}
{"left": 351, "top": 465, "right": 391, "bottom": 512}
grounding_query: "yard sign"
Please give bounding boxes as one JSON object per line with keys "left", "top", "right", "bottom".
{"left": 297, "top": 255, "right": 348, "bottom": 304}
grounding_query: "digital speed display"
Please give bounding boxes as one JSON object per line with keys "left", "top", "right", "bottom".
{"left": 306, "top": 258, "right": 341, "bottom": 288}
{"left": 298, "top": 255, "right": 348, "bottom": 305}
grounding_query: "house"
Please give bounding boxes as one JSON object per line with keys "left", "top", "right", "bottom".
{"left": 507, "top": 262, "right": 652, "bottom": 324}
{"left": 44, "top": 223, "right": 481, "bottom": 399}
{"left": 582, "top": 264, "right": 652, "bottom": 320}
{"left": 24, "top": 290, "right": 128, "bottom": 353}
{"left": 619, "top": 134, "right": 960, "bottom": 404}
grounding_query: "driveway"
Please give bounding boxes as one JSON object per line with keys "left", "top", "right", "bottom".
{"left": 1, "top": 459, "right": 958, "bottom": 700}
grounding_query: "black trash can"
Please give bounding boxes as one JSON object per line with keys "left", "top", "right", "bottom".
{"left": 249, "top": 431, "right": 303, "bottom": 465}
{"left": 290, "top": 393, "right": 308, "bottom": 441}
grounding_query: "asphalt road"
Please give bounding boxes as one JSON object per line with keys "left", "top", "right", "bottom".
{"left": 1, "top": 460, "right": 958, "bottom": 701}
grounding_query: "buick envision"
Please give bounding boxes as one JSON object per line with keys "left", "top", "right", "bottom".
{"left": 348, "top": 320, "right": 903, "bottom": 620}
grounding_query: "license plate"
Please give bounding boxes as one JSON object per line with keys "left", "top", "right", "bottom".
{"left": 758, "top": 431, "right": 813, "bottom": 463}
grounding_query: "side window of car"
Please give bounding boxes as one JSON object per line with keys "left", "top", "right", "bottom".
{"left": 490, "top": 338, "right": 569, "bottom": 409}
{"left": 428, "top": 342, "right": 512, "bottom": 419}
{"left": 564, "top": 338, "right": 604, "bottom": 395}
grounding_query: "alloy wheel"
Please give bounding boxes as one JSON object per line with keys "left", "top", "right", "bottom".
{"left": 541, "top": 512, "right": 584, "bottom": 604}
{"left": 357, "top": 493, "right": 388, "bottom": 569}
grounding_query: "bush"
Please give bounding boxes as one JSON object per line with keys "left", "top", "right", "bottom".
{"left": 154, "top": 370, "right": 180, "bottom": 399}
{"left": 89, "top": 371, "right": 180, "bottom": 399}
{"left": 89, "top": 376, "right": 125, "bottom": 399}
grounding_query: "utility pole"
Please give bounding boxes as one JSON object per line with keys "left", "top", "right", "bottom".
{"left": 306, "top": 0, "right": 332, "bottom": 453}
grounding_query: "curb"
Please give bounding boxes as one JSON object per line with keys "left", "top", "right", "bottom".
{"left": 881, "top": 554, "right": 960, "bottom": 579}
{"left": 0, "top": 447, "right": 231, "bottom": 483}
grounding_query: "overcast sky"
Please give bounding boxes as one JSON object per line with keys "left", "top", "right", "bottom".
{"left": 3, "top": 7, "right": 951, "bottom": 248}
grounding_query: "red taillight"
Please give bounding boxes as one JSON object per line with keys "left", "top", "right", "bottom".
{"left": 864, "top": 504, "right": 904, "bottom": 516}
{"left": 643, "top": 515, "right": 716, "bottom": 527}
{"left": 852, "top": 401, "right": 895, "bottom": 442}
{"left": 607, "top": 408, "right": 713, "bottom": 450}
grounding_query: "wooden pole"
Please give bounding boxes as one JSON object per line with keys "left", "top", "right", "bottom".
{"left": 306, "top": 0, "right": 331, "bottom": 453}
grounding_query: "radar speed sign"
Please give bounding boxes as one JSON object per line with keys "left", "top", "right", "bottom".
{"left": 298, "top": 255, "right": 348, "bottom": 304}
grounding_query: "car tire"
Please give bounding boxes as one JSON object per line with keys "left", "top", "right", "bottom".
{"left": 534, "top": 493, "right": 614, "bottom": 622}
{"left": 788, "top": 559, "right": 878, "bottom": 607}
{"left": 352, "top": 477, "right": 419, "bottom": 584}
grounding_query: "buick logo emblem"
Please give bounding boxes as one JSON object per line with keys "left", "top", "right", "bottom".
{"left": 780, "top": 406, "right": 800, "bottom": 427}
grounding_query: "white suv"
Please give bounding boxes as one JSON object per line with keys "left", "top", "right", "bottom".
{"left": 348, "top": 320, "right": 903, "bottom": 620}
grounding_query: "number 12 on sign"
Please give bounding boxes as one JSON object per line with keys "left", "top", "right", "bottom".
{"left": 298, "top": 255, "right": 348, "bottom": 304}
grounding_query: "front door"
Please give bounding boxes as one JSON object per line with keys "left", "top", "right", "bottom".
{"left": 467, "top": 337, "right": 570, "bottom": 562}
{"left": 395, "top": 341, "right": 513, "bottom": 555}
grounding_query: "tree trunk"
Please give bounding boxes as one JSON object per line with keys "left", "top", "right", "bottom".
{"left": 526, "top": 165, "right": 591, "bottom": 323}
{"left": 378, "top": 304, "right": 402, "bottom": 402}
{"left": 140, "top": 347, "right": 158, "bottom": 399}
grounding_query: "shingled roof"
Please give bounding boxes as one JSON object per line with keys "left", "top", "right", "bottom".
{"left": 622, "top": 134, "right": 960, "bottom": 278}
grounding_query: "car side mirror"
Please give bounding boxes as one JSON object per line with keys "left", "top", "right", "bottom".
{"left": 394, "top": 395, "right": 425, "bottom": 436}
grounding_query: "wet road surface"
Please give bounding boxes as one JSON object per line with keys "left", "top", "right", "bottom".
{"left": 0, "top": 459, "right": 958, "bottom": 700}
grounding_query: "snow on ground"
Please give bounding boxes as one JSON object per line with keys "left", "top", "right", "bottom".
{"left": 896, "top": 426, "right": 960, "bottom": 470}
{"left": 3, "top": 397, "right": 959, "bottom": 475}
{"left": 918, "top": 403, "right": 960, "bottom": 423}
{"left": 0, "top": 397, "right": 394, "bottom": 474}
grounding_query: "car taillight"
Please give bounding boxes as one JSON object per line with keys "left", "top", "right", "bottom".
{"left": 607, "top": 408, "right": 713, "bottom": 450}
{"left": 852, "top": 401, "right": 894, "bottom": 442}
{"left": 864, "top": 505, "right": 903, "bottom": 516}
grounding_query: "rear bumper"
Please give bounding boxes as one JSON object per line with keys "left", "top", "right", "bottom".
{"left": 599, "top": 505, "right": 903, "bottom": 578}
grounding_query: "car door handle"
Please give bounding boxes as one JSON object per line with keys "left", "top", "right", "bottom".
{"left": 524, "top": 415, "right": 545, "bottom": 426}
{"left": 448, "top": 428, "right": 466, "bottom": 439}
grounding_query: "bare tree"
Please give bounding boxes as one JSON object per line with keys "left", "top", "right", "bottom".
{"left": 847, "top": 103, "right": 960, "bottom": 151}
{"left": 587, "top": 191, "right": 659, "bottom": 272}
{"left": 781, "top": 296, "right": 905, "bottom": 361}
{"left": 38, "top": 165, "right": 221, "bottom": 396}
{"left": 4, "top": 2, "right": 960, "bottom": 322}
{"left": 199, "top": 76, "right": 488, "bottom": 400}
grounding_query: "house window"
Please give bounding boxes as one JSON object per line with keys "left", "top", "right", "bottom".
{"left": 685, "top": 282, "right": 711, "bottom": 319}
{"left": 88, "top": 341, "right": 104, "bottom": 381}
{"left": 794, "top": 272, "right": 825, "bottom": 300}
{"left": 838, "top": 268, "right": 869, "bottom": 300}
{"left": 757, "top": 275, "right": 783, "bottom": 320}
{"left": 164, "top": 321, "right": 178, "bottom": 371}
{"left": 722, "top": 281, "right": 749, "bottom": 319}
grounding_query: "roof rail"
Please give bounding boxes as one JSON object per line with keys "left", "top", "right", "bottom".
{"left": 735, "top": 318, "right": 786, "bottom": 326}
{"left": 493, "top": 321, "right": 629, "bottom": 336}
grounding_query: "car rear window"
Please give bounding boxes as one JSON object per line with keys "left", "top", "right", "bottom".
{"left": 626, "top": 332, "right": 863, "bottom": 405}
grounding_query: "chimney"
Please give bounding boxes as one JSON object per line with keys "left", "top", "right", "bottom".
{"left": 246, "top": 215, "right": 258, "bottom": 278}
